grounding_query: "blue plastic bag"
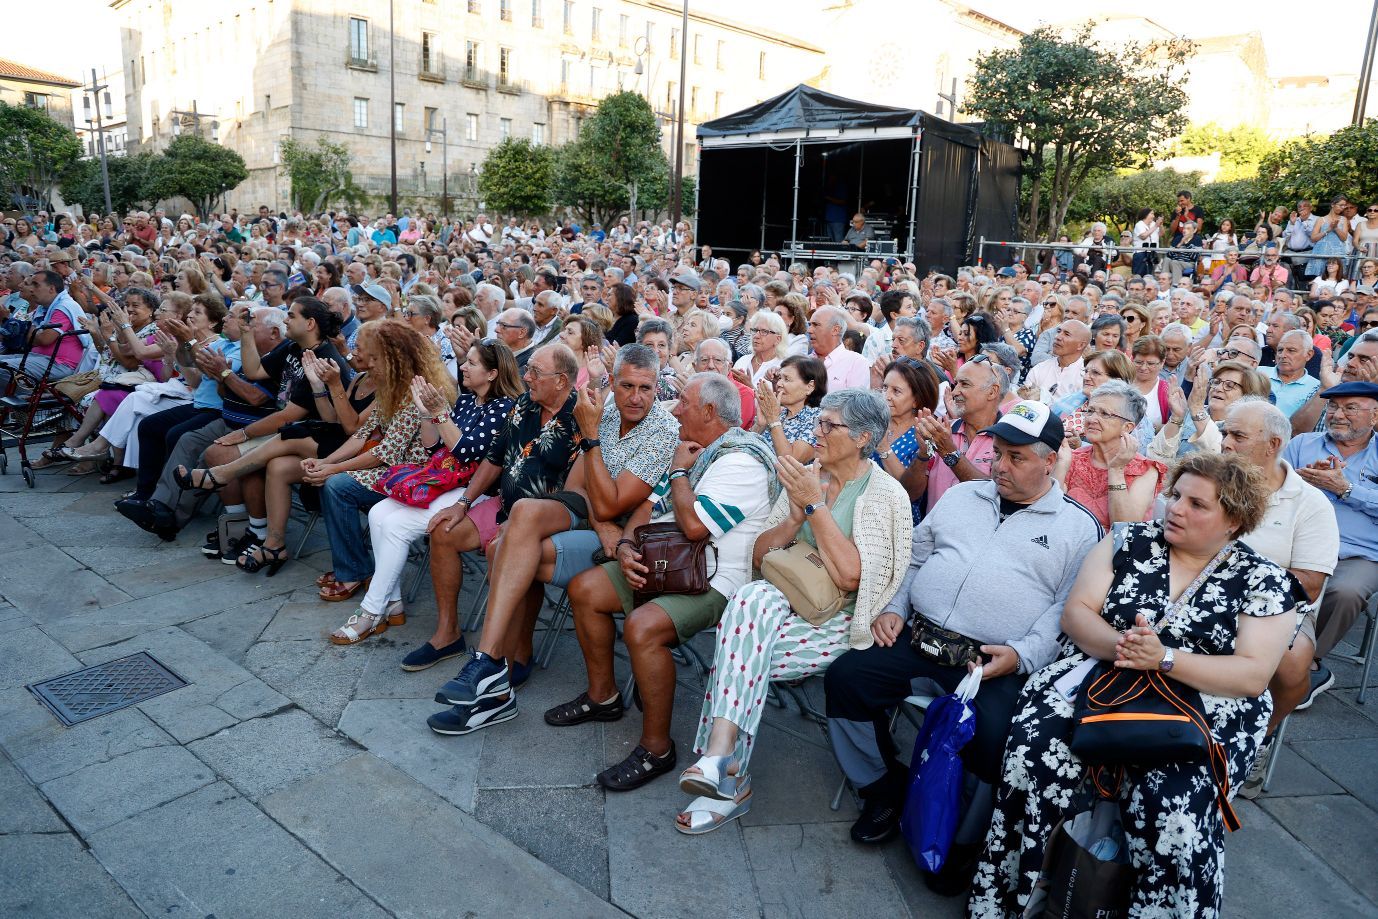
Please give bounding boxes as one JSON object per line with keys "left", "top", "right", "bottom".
{"left": 899, "top": 666, "right": 981, "bottom": 873}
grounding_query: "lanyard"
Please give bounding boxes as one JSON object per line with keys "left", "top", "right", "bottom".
{"left": 1155, "top": 542, "right": 1235, "bottom": 631}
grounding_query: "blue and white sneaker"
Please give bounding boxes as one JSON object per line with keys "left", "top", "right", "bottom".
{"left": 435, "top": 651, "right": 509, "bottom": 706}
{"left": 427, "top": 694, "right": 518, "bottom": 735}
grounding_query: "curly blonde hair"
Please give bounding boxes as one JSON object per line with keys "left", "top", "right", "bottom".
{"left": 1167, "top": 452, "right": 1268, "bottom": 536}
{"left": 354, "top": 321, "right": 456, "bottom": 422}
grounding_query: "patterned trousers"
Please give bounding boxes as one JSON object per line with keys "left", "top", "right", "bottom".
{"left": 692, "top": 580, "right": 851, "bottom": 774}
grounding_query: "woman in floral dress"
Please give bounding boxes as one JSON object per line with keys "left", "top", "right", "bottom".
{"left": 969, "top": 452, "right": 1295, "bottom": 918}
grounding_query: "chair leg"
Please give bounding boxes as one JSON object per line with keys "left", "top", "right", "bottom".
{"left": 1358, "top": 599, "right": 1378, "bottom": 705}
{"left": 537, "top": 590, "right": 570, "bottom": 669}
{"left": 292, "top": 512, "right": 318, "bottom": 558}
{"left": 462, "top": 577, "right": 490, "bottom": 634}
{"left": 403, "top": 542, "right": 431, "bottom": 604}
{"left": 1262, "top": 715, "right": 1289, "bottom": 793}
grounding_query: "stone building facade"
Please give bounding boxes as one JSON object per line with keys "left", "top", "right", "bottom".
{"left": 111, "top": 0, "right": 823, "bottom": 214}
{"left": 0, "top": 58, "right": 79, "bottom": 130}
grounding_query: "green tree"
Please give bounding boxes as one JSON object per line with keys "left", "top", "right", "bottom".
{"left": 0, "top": 102, "right": 82, "bottom": 212}
{"left": 1258, "top": 120, "right": 1378, "bottom": 208}
{"left": 1193, "top": 178, "right": 1273, "bottom": 233}
{"left": 1171, "top": 122, "right": 1276, "bottom": 181}
{"left": 553, "top": 91, "right": 671, "bottom": 226}
{"left": 279, "top": 136, "right": 362, "bottom": 212}
{"left": 61, "top": 151, "right": 162, "bottom": 214}
{"left": 965, "top": 25, "right": 1193, "bottom": 240}
{"left": 478, "top": 137, "right": 555, "bottom": 216}
{"left": 146, "top": 134, "right": 247, "bottom": 218}
{"left": 1071, "top": 168, "right": 1201, "bottom": 235}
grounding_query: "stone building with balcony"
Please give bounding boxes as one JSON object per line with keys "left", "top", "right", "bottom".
{"left": 111, "top": 0, "right": 823, "bottom": 214}
{"left": 0, "top": 58, "right": 79, "bottom": 130}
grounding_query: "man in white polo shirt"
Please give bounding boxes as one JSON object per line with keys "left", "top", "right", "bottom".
{"left": 1023, "top": 320, "right": 1090, "bottom": 405}
{"left": 1219, "top": 398, "right": 1338, "bottom": 798}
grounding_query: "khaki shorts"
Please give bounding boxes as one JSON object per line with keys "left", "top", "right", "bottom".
{"left": 598, "top": 560, "right": 728, "bottom": 645}
{"left": 1290, "top": 608, "right": 1317, "bottom": 650}
{"left": 235, "top": 434, "right": 275, "bottom": 456}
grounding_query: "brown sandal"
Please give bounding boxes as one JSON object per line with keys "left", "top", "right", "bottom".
{"left": 329, "top": 611, "right": 388, "bottom": 646}
{"left": 319, "top": 577, "right": 368, "bottom": 602}
{"left": 316, "top": 571, "right": 338, "bottom": 589}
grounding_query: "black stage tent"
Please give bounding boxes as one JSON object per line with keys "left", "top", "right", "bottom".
{"left": 695, "top": 85, "right": 1020, "bottom": 272}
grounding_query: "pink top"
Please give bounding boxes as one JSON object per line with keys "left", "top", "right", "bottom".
{"left": 1063, "top": 444, "right": 1166, "bottom": 529}
{"left": 925, "top": 423, "right": 995, "bottom": 509}
{"left": 34, "top": 304, "right": 84, "bottom": 369}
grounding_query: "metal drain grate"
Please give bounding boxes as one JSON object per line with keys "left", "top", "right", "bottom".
{"left": 27, "top": 652, "right": 188, "bottom": 726}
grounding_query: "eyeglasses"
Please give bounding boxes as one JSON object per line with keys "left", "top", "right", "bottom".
{"left": 1361, "top": 320, "right": 1378, "bottom": 329}
{"left": 750, "top": 327, "right": 779, "bottom": 335}
{"left": 1325, "top": 402, "right": 1376, "bottom": 416}
{"left": 495, "top": 321, "right": 525, "bottom": 330}
{"left": 523, "top": 365, "right": 565, "bottom": 379}
{"left": 1367, "top": 209, "right": 1378, "bottom": 214}
{"left": 1131, "top": 358, "right": 1162, "bottom": 367}
{"left": 815, "top": 418, "right": 851, "bottom": 435}
{"left": 1083, "top": 406, "right": 1133, "bottom": 423}
{"left": 1208, "top": 378, "right": 1242, "bottom": 392}
{"left": 1216, "top": 348, "right": 1247, "bottom": 360}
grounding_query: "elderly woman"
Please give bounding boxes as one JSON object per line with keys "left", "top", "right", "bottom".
{"left": 403, "top": 293, "right": 455, "bottom": 369}
{"left": 1055, "top": 380, "right": 1166, "bottom": 528}
{"left": 557, "top": 316, "right": 607, "bottom": 389}
{"left": 1119, "top": 302, "right": 1150, "bottom": 351}
{"left": 970, "top": 452, "right": 1294, "bottom": 918}
{"left": 675, "top": 388, "right": 914, "bottom": 833}
{"left": 733, "top": 309, "right": 787, "bottom": 386}
{"left": 754, "top": 354, "right": 827, "bottom": 463}
{"left": 637, "top": 317, "right": 680, "bottom": 402}
{"left": 1148, "top": 360, "right": 1270, "bottom": 462}
{"left": 774, "top": 292, "right": 810, "bottom": 356}
{"left": 1090, "top": 313, "right": 1127, "bottom": 353}
{"left": 1129, "top": 334, "right": 1172, "bottom": 431}
{"left": 1051, "top": 349, "right": 1135, "bottom": 444}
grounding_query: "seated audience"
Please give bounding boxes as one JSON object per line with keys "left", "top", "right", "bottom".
{"left": 753, "top": 354, "right": 827, "bottom": 463}
{"left": 1054, "top": 380, "right": 1167, "bottom": 528}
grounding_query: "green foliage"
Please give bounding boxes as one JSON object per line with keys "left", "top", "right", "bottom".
{"left": 1069, "top": 168, "right": 1201, "bottom": 235}
{"left": 553, "top": 91, "right": 674, "bottom": 226}
{"left": 1258, "top": 120, "right": 1378, "bottom": 207}
{"left": 1192, "top": 178, "right": 1273, "bottom": 232}
{"left": 965, "top": 25, "right": 1193, "bottom": 239}
{"left": 61, "top": 151, "right": 162, "bottom": 214}
{"left": 0, "top": 102, "right": 82, "bottom": 211}
{"left": 280, "top": 136, "right": 360, "bottom": 212}
{"left": 1171, "top": 122, "right": 1276, "bottom": 182}
{"left": 146, "top": 134, "right": 247, "bottom": 219}
{"left": 478, "top": 137, "right": 555, "bottom": 216}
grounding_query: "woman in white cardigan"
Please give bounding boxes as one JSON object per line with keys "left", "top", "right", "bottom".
{"left": 673, "top": 388, "right": 913, "bottom": 833}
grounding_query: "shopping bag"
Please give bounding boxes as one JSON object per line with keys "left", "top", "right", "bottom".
{"left": 899, "top": 665, "right": 981, "bottom": 873}
{"left": 1022, "top": 798, "right": 1135, "bottom": 919}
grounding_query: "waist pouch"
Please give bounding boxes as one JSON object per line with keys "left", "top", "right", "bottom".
{"left": 910, "top": 618, "right": 985, "bottom": 668}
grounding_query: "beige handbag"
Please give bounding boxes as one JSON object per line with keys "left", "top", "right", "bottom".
{"left": 761, "top": 540, "right": 849, "bottom": 626}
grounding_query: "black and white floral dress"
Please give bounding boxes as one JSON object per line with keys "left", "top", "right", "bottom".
{"left": 968, "top": 522, "right": 1290, "bottom": 919}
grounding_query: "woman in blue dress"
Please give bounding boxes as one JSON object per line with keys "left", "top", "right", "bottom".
{"left": 1306, "top": 196, "right": 1352, "bottom": 278}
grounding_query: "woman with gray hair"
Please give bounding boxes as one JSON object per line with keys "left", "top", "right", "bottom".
{"left": 1089, "top": 313, "right": 1128, "bottom": 353}
{"left": 403, "top": 293, "right": 455, "bottom": 375}
{"left": 674, "top": 388, "right": 913, "bottom": 834}
{"left": 1054, "top": 379, "right": 1166, "bottom": 528}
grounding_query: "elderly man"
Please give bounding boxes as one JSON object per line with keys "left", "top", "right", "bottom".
{"left": 494, "top": 307, "right": 538, "bottom": 370}
{"left": 531, "top": 289, "right": 564, "bottom": 346}
{"left": 913, "top": 357, "right": 1008, "bottom": 508}
{"left": 553, "top": 374, "right": 777, "bottom": 790}
{"left": 891, "top": 315, "right": 931, "bottom": 362}
{"left": 0, "top": 270, "right": 90, "bottom": 389}
{"left": 694, "top": 338, "right": 756, "bottom": 428}
{"left": 574, "top": 273, "right": 606, "bottom": 313}
{"left": 1031, "top": 295, "right": 1090, "bottom": 367}
{"left": 421, "top": 344, "right": 582, "bottom": 724}
{"left": 1250, "top": 241, "right": 1290, "bottom": 299}
{"left": 844, "top": 213, "right": 873, "bottom": 251}
{"left": 668, "top": 271, "right": 704, "bottom": 335}
{"left": 0, "top": 262, "right": 34, "bottom": 329}
{"left": 320, "top": 286, "right": 358, "bottom": 343}
{"left": 473, "top": 282, "right": 507, "bottom": 321}
{"left": 826, "top": 400, "right": 1102, "bottom": 854}
{"left": 809, "top": 305, "right": 870, "bottom": 390}
{"left": 1293, "top": 330, "right": 1378, "bottom": 434}
{"left": 1200, "top": 294, "right": 1256, "bottom": 349}
{"left": 1159, "top": 322, "right": 1192, "bottom": 384}
{"left": 427, "top": 345, "right": 680, "bottom": 731}
{"left": 1265, "top": 329, "right": 1321, "bottom": 418}
{"left": 1283, "top": 381, "right": 1378, "bottom": 705}
{"left": 1217, "top": 399, "right": 1338, "bottom": 798}
{"left": 1024, "top": 320, "right": 1090, "bottom": 404}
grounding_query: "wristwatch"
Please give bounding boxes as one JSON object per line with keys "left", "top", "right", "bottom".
{"left": 578, "top": 437, "right": 601, "bottom": 453}
{"left": 942, "top": 449, "right": 962, "bottom": 468}
{"left": 876, "top": 447, "right": 893, "bottom": 461}
{"left": 804, "top": 502, "right": 822, "bottom": 517}
{"left": 219, "top": 369, "right": 232, "bottom": 380}
{"left": 1159, "top": 647, "right": 1175, "bottom": 673}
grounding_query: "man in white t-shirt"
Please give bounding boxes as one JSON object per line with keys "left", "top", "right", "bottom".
{"left": 1024, "top": 320, "right": 1089, "bottom": 404}
{"left": 554, "top": 373, "right": 776, "bottom": 791}
{"left": 1219, "top": 399, "right": 1338, "bottom": 798}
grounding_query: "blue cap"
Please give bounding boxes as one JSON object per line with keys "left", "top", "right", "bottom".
{"left": 997, "top": 267, "right": 1017, "bottom": 277}
{"left": 1320, "top": 382, "right": 1378, "bottom": 400}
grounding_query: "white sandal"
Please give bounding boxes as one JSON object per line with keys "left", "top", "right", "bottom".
{"left": 330, "top": 611, "right": 387, "bottom": 646}
{"left": 679, "top": 754, "right": 738, "bottom": 800}
{"left": 675, "top": 777, "right": 752, "bottom": 836}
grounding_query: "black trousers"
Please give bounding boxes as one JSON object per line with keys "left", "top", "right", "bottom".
{"left": 825, "top": 624, "right": 1026, "bottom": 796}
{"left": 132, "top": 404, "right": 219, "bottom": 499}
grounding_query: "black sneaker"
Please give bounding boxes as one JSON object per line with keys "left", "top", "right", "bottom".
{"left": 221, "top": 529, "right": 261, "bottom": 565}
{"left": 435, "top": 651, "right": 509, "bottom": 706}
{"left": 1296, "top": 664, "right": 1335, "bottom": 711}
{"left": 427, "top": 694, "right": 518, "bottom": 735}
{"left": 200, "top": 530, "right": 220, "bottom": 557}
{"left": 850, "top": 795, "right": 902, "bottom": 845}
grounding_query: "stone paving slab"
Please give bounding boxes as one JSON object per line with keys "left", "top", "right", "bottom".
{"left": 188, "top": 707, "right": 360, "bottom": 800}
{"left": 0, "top": 833, "right": 144, "bottom": 918}
{"left": 39, "top": 743, "right": 215, "bottom": 835}
{"left": 244, "top": 637, "right": 372, "bottom": 725}
{"left": 745, "top": 822, "right": 910, "bottom": 918}
{"left": 179, "top": 594, "right": 288, "bottom": 663}
{"left": 0, "top": 547, "right": 133, "bottom": 620}
{"left": 260, "top": 752, "right": 627, "bottom": 918}
{"left": 474, "top": 785, "right": 612, "bottom": 899}
{"left": 1260, "top": 794, "right": 1378, "bottom": 906}
{"left": 337, "top": 697, "right": 484, "bottom": 811}
{"left": 0, "top": 690, "right": 174, "bottom": 785}
{"left": 0, "top": 625, "right": 82, "bottom": 690}
{"left": 88, "top": 781, "right": 387, "bottom": 919}
{"left": 0, "top": 754, "right": 64, "bottom": 834}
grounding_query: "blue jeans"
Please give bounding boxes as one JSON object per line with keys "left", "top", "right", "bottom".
{"left": 322, "top": 472, "right": 385, "bottom": 583}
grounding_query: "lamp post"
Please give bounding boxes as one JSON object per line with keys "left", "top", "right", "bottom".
{"left": 670, "top": 0, "right": 688, "bottom": 226}
{"left": 425, "top": 117, "right": 449, "bottom": 218}
{"left": 80, "top": 68, "right": 113, "bottom": 215}
{"left": 388, "top": 0, "right": 398, "bottom": 214}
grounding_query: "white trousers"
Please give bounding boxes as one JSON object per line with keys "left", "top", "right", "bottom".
{"left": 358, "top": 488, "right": 470, "bottom": 616}
{"left": 99, "top": 389, "right": 189, "bottom": 464}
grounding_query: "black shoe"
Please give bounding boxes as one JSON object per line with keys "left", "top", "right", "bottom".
{"left": 1296, "top": 664, "right": 1335, "bottom": 711}
{"left": 924, "top": 842, "right": 981, "bottom": 897}
{"left": 200, "top": 530, "right": 220, "bottom": 557}
{"left": 221, "top": 529, "right": 260, "bottom": 565}
{"left": 427, "top": 694, "right": 518, "bottom": 735}
{"left": 543, "top": 691, "right": 625, "bottom": 727}
{"left": 115, "top": 497, "right": 155, "bottom": 531}
{"left": 400, "top": 637, "right": 468, "bottom": 672}
{"left": 850, "top": 796, "right": 902, "bottom": 845}
{"left": 596, "top": 741, "right": 677, "bottom": 791}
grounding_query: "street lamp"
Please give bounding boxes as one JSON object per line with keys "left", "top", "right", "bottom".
{"left": 80, "top": 68, "right": 113, "bottom": 214}
{"left": 424, "top": 117, "right": 449, "bottom": 218}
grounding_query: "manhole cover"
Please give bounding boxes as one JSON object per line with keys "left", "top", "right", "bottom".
{"left": 27, "top": 652, "right": 187, "bottom": 726}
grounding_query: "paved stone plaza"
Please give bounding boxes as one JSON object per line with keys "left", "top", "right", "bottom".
{"left": 2, "top": 462, "right": 1378, "bottom": 918}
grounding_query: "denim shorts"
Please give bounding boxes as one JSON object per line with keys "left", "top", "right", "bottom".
{"left": 549, "top": 529, "right": 604, "bottom": 588}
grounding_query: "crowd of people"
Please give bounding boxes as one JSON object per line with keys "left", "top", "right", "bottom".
{"left": 2, "top": 198, "right": 1376, "bottom": 918}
